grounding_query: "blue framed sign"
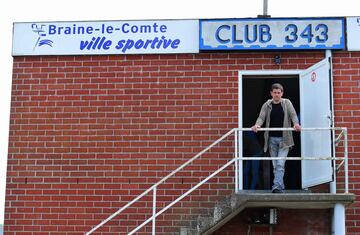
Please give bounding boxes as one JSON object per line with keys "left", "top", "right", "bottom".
{"left": 12, "top": 20, "right": 199, "bottom": 56}
{"left": 200, "top": 18, "right": 345, "bottom": 50}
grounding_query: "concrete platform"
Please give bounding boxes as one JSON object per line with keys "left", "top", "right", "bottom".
{"left": 235, "top": 191, "right": 355, "bottom": 209}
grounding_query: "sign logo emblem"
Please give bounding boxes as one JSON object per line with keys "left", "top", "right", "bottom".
{"left": 31, "top": 24, "right": 53, "bottom": 50}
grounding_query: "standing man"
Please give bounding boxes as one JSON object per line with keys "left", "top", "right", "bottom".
{"left": 251, "top": 83, "right": 301, "bottom": 193}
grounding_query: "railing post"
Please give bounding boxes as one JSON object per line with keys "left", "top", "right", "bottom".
{"left": 238, "top": 129, "right": 243, "bottom": 191}
{"left": 344, "top": 128, "right": 349, "bottom": 194}
{"left": 152, "top": 186, "right": 157, "bottom": 235}
{"left": 330, "top": 127, "right": 337, "bottom": 194}
{"left": 235, "top": 129, "right": 238, "bottom": 192}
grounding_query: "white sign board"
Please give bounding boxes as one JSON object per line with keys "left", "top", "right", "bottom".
{"left": 12, "top": 20, "right": 199, "bottom": 55}
{"left": 346, "top": 17, "right": 360, "bottom": 51}
{"left": 200, "top": 18, "right": 345, "bottom": 50}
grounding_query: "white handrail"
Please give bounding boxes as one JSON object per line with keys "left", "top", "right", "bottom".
{"left": 85, "top": 127, "right": 348, "bottom": 235}
{"left": 85, "top": 128, "right": 236, "bottom": 235}
{"left": 128, "top": 158, "right": 237, "bottom": 235}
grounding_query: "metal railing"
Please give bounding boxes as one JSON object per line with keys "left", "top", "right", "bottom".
{"left": 85, "top": 127, "right": 348, "bottom": 235}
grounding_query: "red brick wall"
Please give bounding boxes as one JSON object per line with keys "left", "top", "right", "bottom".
{"left": 332, "top": 51, "right": 360, "bottom": 235}
{"left": 5, "top": 51, "right": 360, "bottom": 234}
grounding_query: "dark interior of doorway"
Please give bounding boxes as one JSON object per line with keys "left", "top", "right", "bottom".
{"left": 242, "top": 76, "right": 301, "bottom": 190}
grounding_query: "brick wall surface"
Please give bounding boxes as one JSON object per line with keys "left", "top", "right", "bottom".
{"left": 4, "top": 51, "right": 360, "bottom": 234}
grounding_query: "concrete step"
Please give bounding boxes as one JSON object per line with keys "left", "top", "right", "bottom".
{"left": 179, "top": 227, "right": 198, "bottom": 235}
{"left": 179, "top": 193, "right": 248, "bottom": 235}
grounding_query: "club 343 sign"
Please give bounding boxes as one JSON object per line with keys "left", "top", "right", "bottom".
{"left": 200, "top": 18, "right": 345, "bottom": 50}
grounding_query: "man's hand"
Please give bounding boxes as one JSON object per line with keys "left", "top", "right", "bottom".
{"left": 293, "top": 124, "right": 301, "bottom": 131}
{"left": 251, "top": 125, "right": 260, "bottom": 132}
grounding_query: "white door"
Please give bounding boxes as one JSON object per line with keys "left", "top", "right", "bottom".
{"left": 300, "top": 58, "right": 333, "bottom": 188}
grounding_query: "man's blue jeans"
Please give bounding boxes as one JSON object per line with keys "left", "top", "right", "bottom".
{"left": 269, "top": 137, "right": 289, "bottom": 191}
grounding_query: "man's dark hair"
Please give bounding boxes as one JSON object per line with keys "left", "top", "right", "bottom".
{"left": 271, "top": 83, "right": 284, "bottom": 92}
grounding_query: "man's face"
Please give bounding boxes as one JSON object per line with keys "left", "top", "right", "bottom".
{"left": 270, "top": 88, "right": 283, "bottom": 103}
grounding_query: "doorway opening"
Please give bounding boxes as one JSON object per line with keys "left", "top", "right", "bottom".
{"left": 242, "top": 75, "right": 302, "bottom": 190}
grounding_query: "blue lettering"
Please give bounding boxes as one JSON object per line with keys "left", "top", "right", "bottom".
{"left": 80, "top": 40, "right": 89, "bottom": 50}
{"left": 92, "top": 37, "right": 101, "bottom": 49}
{"left": 97, "top": 37, "right": 105, "bottom": 49}
{"left": 57, "top": 27, "right": 64, "bottom": 34}
{"left": 103, "top": 40, "right": 112, "bottom": 50}
{"left": 151, "top": 37, "right": 159, "bottom": 49}
{"left": 135, "top": 39, "right": 144, "bottom": 49}
{"left": 101, "top": 24, "right": 114, "bottom": 34}
{"left": 49, "top": 25, "right": 56, "bottom": 35}
{"left": 139, "top": 25, "right": 151, "bottom": 33}
{"left": 171, "top": 39, "right": 180, "bottom": 48}
{"left": 77, "top": 26, "right": 85, "bottom": 34}
{"left": 156, "top": 36, "right": 164, "bottom": 48}
{"left": 160, "top": 25, "right": 167, "bottom": 32}
{"left": 285, "top": 24, "right": 298, "bottom": 43}
{"left": 114, "top": 37, "right": 180, "bottom": 52}
{"left": 300, "top": 24, "right": 313, "bottom": 43}
{"left": 115, "top": 40, "right": 125, "bottom": 50}
{"left": 122, "top": 23, "right": 130, "bottom": 33}
{"left": 64, "top": 27, "right": 71, "bottom": 34}
{"left": 315, "top": 24, "right": 328, "bottom": 43}
{"left": 162, "top": 36, "right": 172, "bottom": 48}
{"left": 153, "top": 23, "right": 159, "bottom": 33}
{"left": 259, "top": 24, "right": 271, "bottom": 43}
{"left": 79, "top": 37, "right": 112, "bottom": 50}
{"left": 123, "top": 39, "right": 134, "bottom": 52}
{"left": 131, "top": 25, "right": 138, "bottom": 33}
{"left": 101, "top": 24, "right": 106, "bottom": 34}
{"left": 232, "top": 25, "right": 243, "bottom": 44}
{"left": 143, "top": 39, "right": 152, "bottom": 49}
{"left": 106, "top": 26, "right": 113, "bottom": 34}
{"left": 119, "top": 22, "right": 168, "bottom": 34}
{"left": 48, "top": 24, "right": 95, "bottom": 35}
{"left": 216, "top": 25, "right": 231, "bottom": 43}
{"left": 244, "top": 25, "right": 257, "bottom": 43}
{"left": 86, "top": 27, "right": 93, "bottom": 34}
{"left": 80, "top": 37, "right": 96, "bottom": 50}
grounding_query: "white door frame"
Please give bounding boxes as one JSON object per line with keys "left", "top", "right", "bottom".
{"left": 238, "top": 63, "right": 334, "bottom": 190}
{"left": 238, "top": 69, "right": 301, "bottom": 190}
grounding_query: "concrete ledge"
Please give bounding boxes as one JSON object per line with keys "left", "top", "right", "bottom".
{"left": 235, "top": 192, "right": 355, "bottom": 209}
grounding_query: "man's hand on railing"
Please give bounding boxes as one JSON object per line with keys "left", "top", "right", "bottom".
{"left": 251, "top": 125, "right": 261, "bottom": 132}
{"left": 293, "top": 124, "right": 301, "bottom": 131}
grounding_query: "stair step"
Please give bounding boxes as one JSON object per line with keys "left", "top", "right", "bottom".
{"left": 180, "top": 227, "right": 198, "bottom": 235}
{"left": 196, "top": 216, "right": 215, "bottom": 232}
{"left": 213, "top": 200, "right": 232, "bottom": 222}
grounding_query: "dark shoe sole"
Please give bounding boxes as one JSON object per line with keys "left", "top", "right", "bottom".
{"left": 272, "top": 189, "right": 284, "bottom": 193}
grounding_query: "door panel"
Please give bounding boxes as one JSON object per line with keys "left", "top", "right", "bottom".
{"left": 300, "top": 58, "right": 333, "bottom": 188}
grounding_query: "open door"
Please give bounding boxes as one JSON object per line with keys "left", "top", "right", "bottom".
{"left": 300, "top": 58, "right": 333, "bottom": 188}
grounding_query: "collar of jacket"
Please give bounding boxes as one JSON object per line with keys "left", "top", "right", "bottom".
{"left": 265, "top": 98, "right": 285, "bottom": 107}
